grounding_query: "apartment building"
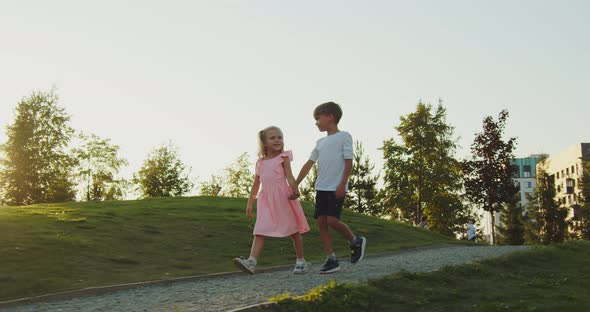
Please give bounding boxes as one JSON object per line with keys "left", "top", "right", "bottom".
{"left": 482, "top": 154, "right": 545, "bottom": 243}
{"left": 544, "top": 143, "right": 590, "bottom": 219}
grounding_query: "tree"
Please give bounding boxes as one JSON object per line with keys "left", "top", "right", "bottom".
{"left": 133, "top": 143, "right": 193, "bottom": 198}
{"left": 571, "top": 158, "right": 590, "bottom": 239}
{"left": 73, "top": 133, "right": 128, "bottom": 201}
{"left": 462, "top": 110, "right": 518, "bottom": 244}
{"left": 0, "top": 89, "right": 76, "bottom": 205}
{"left": 346, "top": 141, "right": 381, "bottom": 216}
{"left": 198, "top": 174, "right": 223, "bottom": 197}
{"left": 496, "top": 192, "right": 525, "bottom": 245}
{"left": 382, "top": 101, "right": 467, "bottom": 235}
{"left": 223, "top": 152, "right": 254, "bottom": 198}
{"left": 524, "top": 157, "right": 568, "bottom": 244}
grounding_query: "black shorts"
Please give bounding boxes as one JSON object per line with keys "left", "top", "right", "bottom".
{"left": 314, "top": 191, "right": 344, "bottom": 219}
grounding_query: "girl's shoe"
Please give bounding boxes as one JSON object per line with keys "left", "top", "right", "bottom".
{"left": 233, "top": 257, "right": 256, "bottom": 275}
{"left": 293, "top": 261, "right": 309, "bottom": 274}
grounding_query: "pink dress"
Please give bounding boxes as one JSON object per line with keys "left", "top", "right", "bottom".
{"left": 254, "top": 150, "right": 310, "bottom": 237}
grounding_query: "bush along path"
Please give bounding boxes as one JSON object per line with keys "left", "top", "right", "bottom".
{"left": 1, "top": 245, "right": 529, "bottom": 312}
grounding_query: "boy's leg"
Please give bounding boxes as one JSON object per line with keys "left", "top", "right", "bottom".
{"left": 327, "top": 216, "right": 366, "bottom": 264}
{"left": 326, "top": 216, "right": 355, "bottom": 241}
{"left": 315, "top": 191, "right": 341, "bottom": 274}
{"left": 317, "top": 216, "right": 334, "bottom": 255}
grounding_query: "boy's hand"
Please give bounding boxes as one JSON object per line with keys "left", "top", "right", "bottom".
{"left": 335, "top": 185, "right": 346, "bottom": 199}
{"left": 246, "top": 206, "right": 253, "bottom": 218}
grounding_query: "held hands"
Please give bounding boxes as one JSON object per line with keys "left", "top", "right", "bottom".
{"left": 288, "top": 184, "right": 300, "bottom": 200}
{"left": 246, "top": 205, "right": 253, "bottom": 218}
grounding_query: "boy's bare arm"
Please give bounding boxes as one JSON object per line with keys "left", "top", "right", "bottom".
{"left": 335, "top": 159, "right": 352, "bottom": 199}
{"left": 295, "top": 160, "right": 316, "bottom": 186}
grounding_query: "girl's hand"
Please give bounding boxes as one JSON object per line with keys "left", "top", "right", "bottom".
{"left": 246, "top": 206, "right": 253, "bottom": 218}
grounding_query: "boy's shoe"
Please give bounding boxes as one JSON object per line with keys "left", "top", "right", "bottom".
{"left": 319, "top": 258, "right": 340, "bottom": 274}
{"left": 233, "top": 257, "right": 255, "bottom": 275}
{"left": 350, "top": 236, "right": 367, "bottom": 264}
{"left": 293, "top": 261, "right": 309, "bottom": 274}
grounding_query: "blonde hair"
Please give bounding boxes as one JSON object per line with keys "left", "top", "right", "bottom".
{"left": 258, "top": 126, "right": 283, "bottom": 158}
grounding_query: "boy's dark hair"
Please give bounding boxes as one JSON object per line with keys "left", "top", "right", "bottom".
{"left": 314, "top": 102, "right": 343, "bottom": 124}
{"left": 421, "top": 215, "right": 428, "bottom": 222}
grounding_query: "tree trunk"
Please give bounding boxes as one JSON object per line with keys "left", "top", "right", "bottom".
{"left": 491, "top": 210, "right": 496, "bottom": 245}
{"left": 417, "top": 174, "right": 423, "bottom": 224}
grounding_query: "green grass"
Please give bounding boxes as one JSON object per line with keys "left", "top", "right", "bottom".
{"left": 0, "top": 196, "right": 457, "bottom": 301}
{"left": 270, "top": 240, "right": 590, "bottom": 312}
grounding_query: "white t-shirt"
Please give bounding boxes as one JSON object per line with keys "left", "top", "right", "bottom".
{"left": 467, "top": 224, "right": 476, "bottom": 239}
{"left": 309, "top": 131, "right": 353, "bottom": 191}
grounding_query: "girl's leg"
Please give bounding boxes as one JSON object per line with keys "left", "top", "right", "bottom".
{"left": 250, "top": 235, "right": 266, "bottom": 259}
{"left": 290, "top": 232, "right": 304, "bottom": 259}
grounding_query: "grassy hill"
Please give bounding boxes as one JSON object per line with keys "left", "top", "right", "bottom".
{"left": 270, "top": 241, "right": 590, "bottom": 311}
{"left": 0, "top": 196, "right": 460, "bottom": 301}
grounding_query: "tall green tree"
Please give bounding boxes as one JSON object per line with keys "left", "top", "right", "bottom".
{"left": 496, "top": 192, "right": 525, "bottom": 245}
{"left": 0, "top": 89, "right": 76, "bottom": 205}
{"left": 223, "top": 152, "right": 254, "bottom": 198}
{"left": 198, "top": 174, "right": 223, "bottom": 197}
{"left": 382, "top": 101, "right": 467, "bottom": 235}
{"left": 133, "top": 143, "right": 193, "bottom": 198}
{"left": 462, "top": 110, "right": 518, "bottom": 244}
{"left": 571, "top": 158, "right": 590, "bottom": 239}
{"left": 346, "top": 141, "right": 381, "bottom": 216}
{"left": 72, "top": 133, "right": 128, "bottom": 201}
{"left": 524, "top": 157, "right": 568, "bottom": 244}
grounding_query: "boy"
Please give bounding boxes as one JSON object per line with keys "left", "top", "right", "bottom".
{"left": 293, "top": 102, "right": 367, "bottom": 274}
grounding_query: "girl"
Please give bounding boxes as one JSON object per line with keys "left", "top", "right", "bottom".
{"left": 233, "top": 126, "right": 310, "bottom": 274}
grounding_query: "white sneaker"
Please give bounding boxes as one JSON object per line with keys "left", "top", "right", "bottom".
{"left": 293, "top": 261, "right": 309, "bottom": 274}
{"left": 233, "top": 257, "right": 256, "bottom": 275}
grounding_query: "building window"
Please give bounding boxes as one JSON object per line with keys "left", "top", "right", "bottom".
{"left": 557, "top": 172, "right": 560, "bottom": 179}
{"left": 523, "top": 165, "right": 531, "bottom": 178}
{"left": 562, "top": 169, "right": 565, "bottom": 177}
{"left": 566, "top": 178, "right": 575, "bottom": 194}
{"left": 572, "top": 165, "right": 575, "bottom": 175}
{"left": 566, "top": 167, "right": 569, "bottom": 175}
{"left": 527, "top": 182, "right": 532, "bottom": 188}
{"left": 511, "top": 165, "right": 520, "bottom": 178}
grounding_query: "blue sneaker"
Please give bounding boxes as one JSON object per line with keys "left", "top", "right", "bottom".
{"left": 350, "top": 236, "right": 366, "bottom": 264}
{"left": 319, "top": 258, "right": 340, "bottom": 274}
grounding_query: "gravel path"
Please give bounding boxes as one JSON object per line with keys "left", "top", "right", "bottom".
{"left": 3, "top": 245, "right": 529, "bottom": 312}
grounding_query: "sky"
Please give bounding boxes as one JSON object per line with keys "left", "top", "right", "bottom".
{"left": 1, "top": 0, "right": 589, "bottom": 196}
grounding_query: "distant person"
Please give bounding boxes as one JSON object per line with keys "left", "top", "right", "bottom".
{"left": 233, "top": 126, "right": 310, "bottom": 275}
{"left": 292, "top": 102, "right": 367, "bottom": 274}
{"left": 467, "top": 218, "right": 476, "bottom": 241}
{"left": 418, "top": 215, "right": 429, "bottom": 230}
